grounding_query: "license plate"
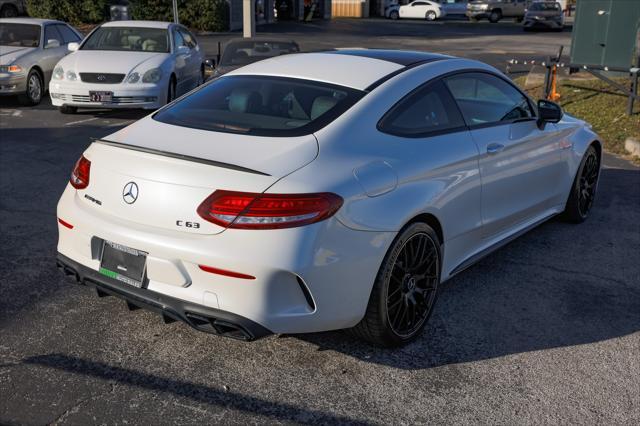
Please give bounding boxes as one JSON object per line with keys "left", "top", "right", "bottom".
{"left": 99, "top": 240, "right": 147, "bottom": 288}
{"left": 89, "top": 91, "right": 113, "bottom": 102}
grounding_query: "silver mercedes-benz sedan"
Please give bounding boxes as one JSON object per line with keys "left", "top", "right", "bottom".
{"left": 0, "top": 18, "right": 82, "bottom": 105}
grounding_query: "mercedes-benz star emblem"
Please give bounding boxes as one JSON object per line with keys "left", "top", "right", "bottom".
{"left": 122, "top": 182, "right": 139, "bottom": 204}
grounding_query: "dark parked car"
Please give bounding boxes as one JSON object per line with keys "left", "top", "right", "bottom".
{"left": 523, "top": 1, "right": 564, "bottom": 31}
{"left": 210, "top": 38, "right": 300, "bottom": 78}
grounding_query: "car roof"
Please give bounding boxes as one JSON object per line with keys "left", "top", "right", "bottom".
{"left": 0, "top": 18, "right": 62, "bottom": 26}
{"left": 226, "top": 49, "right": 452, "bottom": 91}
{"left": 101, "top": 20, "right": 172, "bottom": 29}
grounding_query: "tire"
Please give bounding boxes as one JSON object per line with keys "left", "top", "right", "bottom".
{"left": 560, "top": 145, "right": 600, "bottom": 223}
{"left": 351, "top": 222, "right": 441, "bottom": 347}
{"left": 18, "top": 69, "right": 43, "bottom": 106}
{"left": 390, "top": 10, "right": 399, "bottom": 20}
{"left": 59, "top": 105, "right": 78, "bottom": 114}
{"left": 0, "top": 4, "right": 18, "bottom": 18}
{"left": 489, "top": 9, "right": 502, "bottom": 23}
{"left": 166, "top": 76, "right": 176, "bottom": 105}
{"left": 425, "top": 10, "right": 437, "bottom": 21}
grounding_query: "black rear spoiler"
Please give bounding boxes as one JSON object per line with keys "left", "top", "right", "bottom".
{"left": 93, "top": 139, "right": 270, "bottom": 176}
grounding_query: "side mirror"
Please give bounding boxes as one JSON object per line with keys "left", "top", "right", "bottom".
{"left": 537, "top": 99, "right": 563, "bottom": 127}
{"left": 45, "top": 39, "right": 61, "bottom": 49}
{"left": 67, "top": 42, "right": 80, "bottom": 52}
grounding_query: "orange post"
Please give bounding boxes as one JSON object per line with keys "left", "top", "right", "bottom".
{"left": 549, "top": 64, "right": 561, "bottom": 101}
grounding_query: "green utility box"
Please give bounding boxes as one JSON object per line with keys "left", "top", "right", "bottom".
{"left": 571, "top": 0, "right": 640, "bottom": 70}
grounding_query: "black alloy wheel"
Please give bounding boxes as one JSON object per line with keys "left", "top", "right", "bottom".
{"left": 386, "top": 231, "right": 439, "bottom": 338}
{"left": 351, "top": 222, "right": 441, "bottom": 347}
{"left": 561, "top": 145, "right": 600, "bottom": 223}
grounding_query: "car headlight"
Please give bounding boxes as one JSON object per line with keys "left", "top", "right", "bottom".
{"left": 142, "top": 68, "right": 162, "bottom": 83}
{"left": 66, "top": 70, "right": 77, "bottom": 81}
{"left": 53, "top": 66, "right": 64, "bottom": 80}
{"left": 480, "top": 4, "right": 489, "bottom": 10}
{"left": 126, "top": 72, "right": 140, "bottom": 83}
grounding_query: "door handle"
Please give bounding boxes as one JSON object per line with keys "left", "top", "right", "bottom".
{"left": 487, "top": 143, "right": 505, "bottom": 154}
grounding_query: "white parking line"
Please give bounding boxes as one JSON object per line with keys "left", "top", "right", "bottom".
{"left": 64, "top": 117, "right": 98, "bottom": 126}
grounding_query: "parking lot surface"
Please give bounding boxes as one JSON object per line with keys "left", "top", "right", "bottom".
{"left": 1, "top": 20, "right": 639, "bottom": 425}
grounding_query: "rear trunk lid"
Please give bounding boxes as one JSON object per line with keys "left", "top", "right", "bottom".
{"left": 78, "top": 117, "right": 318, "bottom": 235}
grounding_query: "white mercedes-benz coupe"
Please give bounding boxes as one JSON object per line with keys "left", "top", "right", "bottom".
{"left": 49, "top": 20, "right": 204, "bottom": 114}
{"left": 56, "top": 50, "right": 601, "bottom": 346}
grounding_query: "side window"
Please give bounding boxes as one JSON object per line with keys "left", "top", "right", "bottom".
{"left": 56, "top": 24, "right": 80, "bottom": 44}
{"left": 379, "top": 80, "right": 466, "bottom": 137}
{"left": 444, "top": 72, "right": 533, "bottom": 126}
{"left": 172, "top": 29, "right": 185, "bottom": 51}
{"left": 180, "top": 28, "right": 197, "bottom": 49}
{"left": 43, "top": 25, "right": 63, "bottom": 47}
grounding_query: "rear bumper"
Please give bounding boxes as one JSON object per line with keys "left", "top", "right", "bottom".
{"left": 57, "top": 181, "right": 395, "bottom": 335}
{"left": 57, "top": 252, "right": 272, "bottom": 341}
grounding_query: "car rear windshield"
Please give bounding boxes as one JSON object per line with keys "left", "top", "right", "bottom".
{"left": 529, "top": 2, "right": 560, "bottom": 11}
{"left": 82, "top": 27, "right": 169, "bottom": 53}
{"left": 0, "top": 23, "right": 40, "bottom": 47}
{"left": 154, "top": 76, "right": 364, "bottom": 137}
{"left": 220, "top": 41, "right": 300, "bottom": 67}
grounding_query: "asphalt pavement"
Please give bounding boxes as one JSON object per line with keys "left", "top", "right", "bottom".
{"left": 1, "top": 19, "right": 639, "bottom": 425}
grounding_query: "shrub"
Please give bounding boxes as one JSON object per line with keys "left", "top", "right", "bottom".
{"left": 130, "top": 0, "right": 230, "bottom": 32}
{"left": 26, "top": 0, "right": 109, "bottom": 25}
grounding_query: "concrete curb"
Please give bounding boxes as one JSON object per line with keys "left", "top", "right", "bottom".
{"left": 625, "top": 137, "right": 640, "bottom": 158}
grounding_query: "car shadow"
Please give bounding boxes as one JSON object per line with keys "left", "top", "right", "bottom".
{"left": 291, "top": 166, "right": 640, "bottom": 369}
{"left": 21, "top": 353, "right": 367, "bottom": 424}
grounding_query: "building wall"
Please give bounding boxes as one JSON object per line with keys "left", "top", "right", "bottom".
{"left": 331, "top": 0, "right": 369, "bottom": 18}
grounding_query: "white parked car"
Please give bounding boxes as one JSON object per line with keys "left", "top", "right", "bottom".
{"left": 56, "top": 50, "right": 601, "bottom": 346}
{"left": 389, "top": 0, "right": 446, "bottom": 20}
{"left": 49, "top": 20, "right": 204, "bottom": 114}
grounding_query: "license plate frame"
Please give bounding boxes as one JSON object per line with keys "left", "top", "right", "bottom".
{"left": 99, "top": 240, "right": 147, "bottom": 288}
{"left": 89, "top": 91, "right": 113, "bottom": 103}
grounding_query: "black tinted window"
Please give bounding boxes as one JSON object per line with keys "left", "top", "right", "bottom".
{"left": 0, "top": 23, "right": 40, "bottom": 47}
{"left": 379, "top": 81, "right": 465, "bottom": 137}
{"left": 56, "top": 24, "right": 80, "bottom": 43}
{"left": 444, "top": 72, "right": 533, "bottom": 126}
{"left": 220, "top": 41, "right": 299, "bottom": 67}
{"left": 44, "top": 25, "right": 63, "bottom": 46}
{"left": 154, "top": 76, "right": 364, "bottom": 137}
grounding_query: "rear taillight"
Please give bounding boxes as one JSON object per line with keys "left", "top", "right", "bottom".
{"left": 197, "top": 190, "right": 343, "bottom": 230}
{"left": 70, "top": 155, "right": 91, "bottom": 189}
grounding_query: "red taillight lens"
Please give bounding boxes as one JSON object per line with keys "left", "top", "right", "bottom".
{"left": 197, "top": 190, "right": 343, "bottom": 230}
{"left": 70, "top": 155, "right": 91, "bottom": 189}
